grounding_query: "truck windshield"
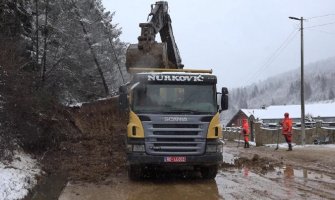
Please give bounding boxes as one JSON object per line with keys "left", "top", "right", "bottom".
{"left": 132, "top": 84, "right": 216, "bottom": 114}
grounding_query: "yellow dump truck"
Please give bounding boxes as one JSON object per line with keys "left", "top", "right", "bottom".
{"left": 119, "top": 1, "right": 228, "bottom": 180}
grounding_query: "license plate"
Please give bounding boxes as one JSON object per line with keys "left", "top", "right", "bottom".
{"left": 164, "top": 156, "right": 186, "bottom": 163}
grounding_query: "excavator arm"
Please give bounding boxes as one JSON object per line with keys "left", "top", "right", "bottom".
{"left": 126, "top": 1, "right": 183, "bottom": 70}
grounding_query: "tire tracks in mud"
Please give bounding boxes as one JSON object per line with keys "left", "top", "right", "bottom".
{"left": 220, "top": 142, "right": 335, "bottom": 199}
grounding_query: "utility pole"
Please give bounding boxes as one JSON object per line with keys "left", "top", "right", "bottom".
{"left": 289, "top": 16, "right": 305, "bottom": 145}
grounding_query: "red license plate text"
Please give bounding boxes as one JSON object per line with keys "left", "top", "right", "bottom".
{"left": 164, "top": 156, "right": 186, "bottom": 163}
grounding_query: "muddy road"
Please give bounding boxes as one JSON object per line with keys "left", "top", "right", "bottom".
{"left": 56, "top": 142, "right": 335, "bottom": 200}
{"left": 58, "top": 166, "right": 335, "bottom": 200}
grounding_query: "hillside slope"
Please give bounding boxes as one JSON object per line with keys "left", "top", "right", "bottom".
{"left": 221, "top": 56, "right": 335, "bottom": 125}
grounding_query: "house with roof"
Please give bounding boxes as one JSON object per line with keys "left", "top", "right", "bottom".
{"left": 227, "top": 102, "right": 335, "bottom": 127}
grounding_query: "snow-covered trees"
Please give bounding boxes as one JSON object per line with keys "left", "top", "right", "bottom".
{"left": 1, "top": 0, "right": 128, "bottom": 103}
{"left": 0, "top": 0, "right": 129, "bottom": 159}
{"left": 33, "top": 0, "right": 129, "bottom": 102}
{"left": 0, "top": 0, "right": 36, "bottom": 161}
{"left": 0, "top": 0, "right": 32, "bottom": 39}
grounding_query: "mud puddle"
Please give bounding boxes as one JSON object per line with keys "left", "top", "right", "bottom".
{"left": 25, "top": 171, "right": 68, "bottom": 200}
{"left": 59, "top": 177, "right": 221, "bottom": 200}
{"left": 216, "top": 165, "right": 335, "bottom": 200}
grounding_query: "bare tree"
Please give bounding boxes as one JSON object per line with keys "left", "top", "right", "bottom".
{"left": 35, "top": 0, "right": 39, "bottom": 69}
{"left": 72, "top": 1, "right": 109, "bottom": 95}
{"left": 41, "top": 0, "right": 49, "bottom": 82}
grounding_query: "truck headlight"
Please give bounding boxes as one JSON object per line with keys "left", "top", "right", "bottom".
{"left": 127, "top": 144, "right": 132, "bottom": 152}
{"left": 218, "top": 141, "right": 223, "bottom": 153}
{"left": 206, "top": 141, "right": 223, "bottom": 153}
{"left": 132, "top": 144, "right": 145, "bottom": 152}
{"left": 206, "top": 145, "right": 217, "bottom": 153}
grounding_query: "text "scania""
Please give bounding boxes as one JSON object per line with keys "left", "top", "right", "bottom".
{"left": 163, "top": 117, "right": 188, "bottom": 122}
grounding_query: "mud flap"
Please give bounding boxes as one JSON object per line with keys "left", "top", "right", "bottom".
{"left": 200, "top": 165, "right": 218, "bottom": 179}
{"left": 128, "top": 164, "right": 143, "bottom": 181}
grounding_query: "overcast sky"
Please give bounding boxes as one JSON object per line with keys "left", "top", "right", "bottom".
{"left": 102, "top": 0, "right": 335, "bottom": 89}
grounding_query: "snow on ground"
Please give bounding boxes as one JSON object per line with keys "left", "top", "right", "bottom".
{"left": 265, "top": 143, "right": 296, "bottom": 149}
{"left": 0, "top": 151, "right": 41, "bottom": 200}
{"left": 234, "top": 139, "right": 256, "bottom": 146}
{"left": 65, "top": 96, "right": 117, "bottom": 108}
{"left": 230, "top": 139, "right": 335, "bottom": 150}
{"left": 265, "top": 143, "right": 335, "bottom": 149}
{"left": 67, "top": 102, "right": 83, "bottom": 107}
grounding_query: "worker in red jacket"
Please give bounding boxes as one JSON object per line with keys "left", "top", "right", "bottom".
{"left": 280, "top": 112, "right": 293, "bottom": 151}
{"left": 242, "top": 118, "right": 250, "bottom": 148}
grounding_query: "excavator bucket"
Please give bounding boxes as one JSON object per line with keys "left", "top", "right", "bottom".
{"left": 125, "top": 1, "right": 183, "bottom": 72}
{"left": 126, "top": 43, "right": 170, "bottom": 71}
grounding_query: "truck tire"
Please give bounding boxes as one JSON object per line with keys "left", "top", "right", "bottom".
{"left": 128, "top": 165, "right": 142, "bottom": 180}
{"left": 200, "top": 165, "right": 218, "bottom": 179}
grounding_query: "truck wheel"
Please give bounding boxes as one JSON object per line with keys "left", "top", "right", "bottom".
{"left": 128, "top": 165, "right": 142, "bottom": 180}
{"left": 200, "top": 165, "right": 218, "bottom": 179}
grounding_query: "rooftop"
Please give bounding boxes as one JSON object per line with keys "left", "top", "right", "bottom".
{"left": 241, "top": 102, "right": 335, "bottom": 120}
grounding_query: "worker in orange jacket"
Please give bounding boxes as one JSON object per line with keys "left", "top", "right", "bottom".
{"left": 242, "top": 118, "right": 250, "bottom": 148}
{"left": 280, "top": 112, "right": 293, "bottom": 151}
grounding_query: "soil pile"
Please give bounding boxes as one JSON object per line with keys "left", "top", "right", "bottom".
{"left": 233, "top": 154, "right": 280, "bottom": 174}
{"left": 42, "top": 97, "right": 128, "bottom": 182}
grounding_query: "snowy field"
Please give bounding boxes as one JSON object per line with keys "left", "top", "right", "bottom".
{"left": 0, "top": 151, "right": 41, "bottom": 200}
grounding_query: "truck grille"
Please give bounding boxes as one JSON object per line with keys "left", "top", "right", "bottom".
{"left": 145, "top": 122, "right": 206, "bottom": 156}
{"left": 153, "top": 124, "right": 198, "bottom": 128}
{"left": 154, "top": 131, "right": 198, "bottom": 136}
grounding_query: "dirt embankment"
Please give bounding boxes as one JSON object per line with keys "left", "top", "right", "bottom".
{"left": 42, "top": 97, "right": 128, "bottom": 182}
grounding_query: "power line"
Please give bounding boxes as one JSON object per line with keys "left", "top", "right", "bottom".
{"left": 245, "top": 29, "right": 299, "bottom": 85}
{"left": 305, "top": 28, "right": 335, "bottom": 35}
{"left": 305, "top": 21, "right": 335, "bottom": 28}
{"left": 306, "top": 14, "right": 335, "bottom": 20}
{"left": 243, "top": 28, "right": 299, "bottom": 86}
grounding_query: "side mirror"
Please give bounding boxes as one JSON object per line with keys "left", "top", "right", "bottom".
{"left": 217, "top": 93, "right": 222, "bottom": 111}
{"left": 220, "top": 87, "right": 228, "bottom": 111}
{"left": 222, "top": 87, "right": 228, "bottom": 95}
{"left": 118, "top": 85, "right": 129, "bottom": 111}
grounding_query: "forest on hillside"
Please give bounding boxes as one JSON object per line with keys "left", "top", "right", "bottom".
{"left": 0, "top": 0, "right": 129, "bottom": 160}
{"left": 221, "top": 57, "right": 335, "bottom": 125}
